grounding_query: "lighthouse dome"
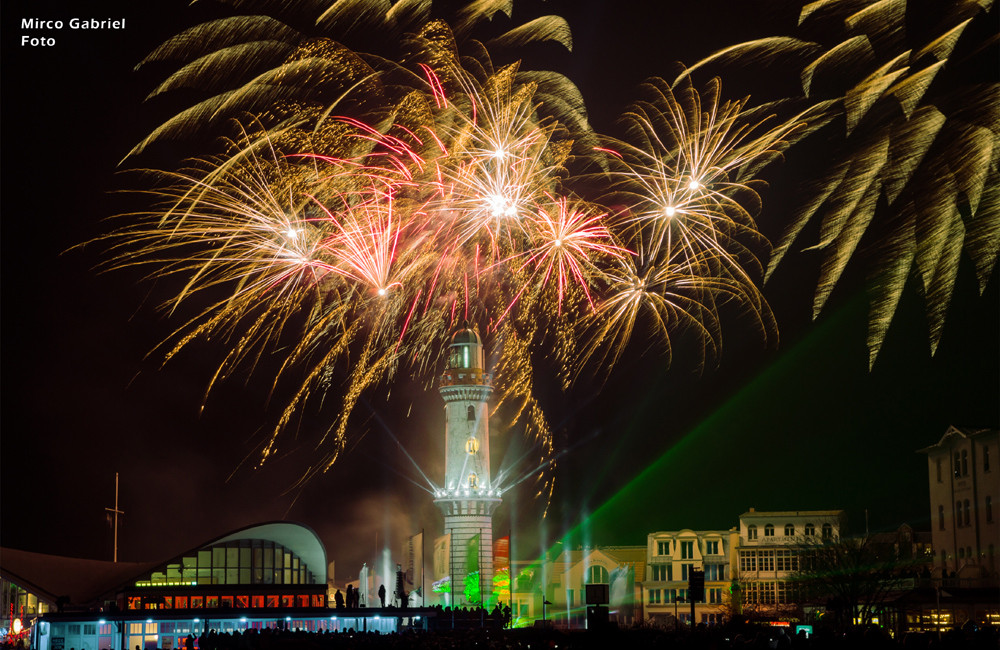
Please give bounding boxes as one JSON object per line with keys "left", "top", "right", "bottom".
{"left": 450, "top": 327, "right": 481, "bottom": 346}
{"left": 446, "top": 323, "right": 484, "bottom": 371}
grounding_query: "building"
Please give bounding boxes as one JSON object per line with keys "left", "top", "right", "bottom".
{"left": 734, "top": 508, "right": 847, "bottom": 619}
{"left": 511, "top": 546, "right": 644, "bottom": 629}
{"left": 644, "top": 529, "right": 736, "bottom": 627}
{"left": 919, "top": 426, "right": 999, "bottom": 583}
{"left": 1, "top": 522, "right": 431, "bottom": 650}
{"left": 432, "top": 326, "right": 501, "bottom": 607}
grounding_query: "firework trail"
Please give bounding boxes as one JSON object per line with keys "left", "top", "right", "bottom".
{"left": 682, "top": 0, "right": 1000, "bottom": 366}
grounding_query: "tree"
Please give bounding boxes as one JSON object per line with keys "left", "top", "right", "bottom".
{"left": 794, "top": 535, "right": 917, "bottom": 630}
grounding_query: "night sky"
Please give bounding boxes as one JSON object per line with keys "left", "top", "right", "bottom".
{"left": 2, "top": 0, "right": 997, "bottom": 585}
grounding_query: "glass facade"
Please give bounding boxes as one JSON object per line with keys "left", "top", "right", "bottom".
{"left": 135, "top": 540, "right": 315, "bottom": 588}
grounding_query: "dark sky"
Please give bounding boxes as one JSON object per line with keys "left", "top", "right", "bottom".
{"left": 2, "top": 0, "right": 997, "bottom": 584}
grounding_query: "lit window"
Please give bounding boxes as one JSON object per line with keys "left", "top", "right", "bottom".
{"left": 465, "top": 437, "right": 479, "bottom": 454}
{"left": 804, "top": 524, "right": 815, "bottom": 536}
{"left": 784, "top": 524, "right": 794, "bottom": 536}
{"left": 747, "top": 525, "right": 757, "bottom": 540}
{"left": 468, "top": 473, "right": 479, "bottom": 489}
{"left": 764, "top": 524, "right": 774, "bottom": 537}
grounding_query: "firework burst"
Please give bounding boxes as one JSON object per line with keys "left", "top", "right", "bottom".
{"left": 102, "top": 5, "right": 804, "bottom": 502}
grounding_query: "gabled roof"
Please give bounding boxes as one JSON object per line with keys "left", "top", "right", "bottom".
{"left": 917, "top": 426, "right": 997, "bottom": 453}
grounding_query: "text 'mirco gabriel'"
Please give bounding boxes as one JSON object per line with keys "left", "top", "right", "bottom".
{"left": 21, "top": 18, "right": 125, "bottom": 47}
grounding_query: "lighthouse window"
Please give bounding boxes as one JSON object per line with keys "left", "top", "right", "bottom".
{"left": 467, "top": 405, "right": 475, "bottom": 421}
{"left": 468, "top": 473, "right": 479, "bottom": 489}
{"left": 466, "top": 438, "right": 479, "bottom": 454}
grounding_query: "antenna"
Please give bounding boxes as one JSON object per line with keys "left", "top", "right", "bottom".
{"left": 104, "top": 472, "right": 125, "bottom": 562}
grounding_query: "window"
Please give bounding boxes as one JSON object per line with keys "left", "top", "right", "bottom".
{"left": 468, "top": 473, "right": 479, "bottom": 489}
{"left": 959, "top": 547, "right": 965, "bottom": 559}
{"left": 747, "top": 525, "right": 757, "bottom": 540}
{"left": 937, "top": 457, "right": 943, "bottom": 482}
{"left": 955, "top": 452, "right": 961, "bottom": 477}
{"left": 651, "top": 565, "right": 665, "bottom": 581}
{"left": 705, "top": 540, "right": 719, "bottom": 555}
{"left": 467, "top": 405, "right": 475, "bottom": 421}
{"left": 465, "top": 437, "right": 479, "bottom": 454}
{"left": 681, "top": 563, "right": 692, "bottom": 580}
{"left": 648, "top": 589, "right": 661, "bottom": 604}
{"left": 939, "top": 505, "right": 945, "bottom": 530}
{"left": 586, "top": 565, "right": 609, "bottom": 585}
{"left": 962, "top": 450, "right": 969, "bottom": 476}
{"left": 764, "top": 524, "right": 775, "bottom": 537}
{"left": 759, "top": 551, "right": 774, "bottom": 572}
{"left": 657, "top": 541, "right": 670, "bottom": 555}
{"left": 964, "top": 499, "right": 971, "bottom": 526}
{"left": 985, "top": 445, "right": 991, "bottom": 472}
{"left": 681, "top": 540, "right": 694, "bottom": 559}
{"left": 804, "top": 523, "right": 815, "bottom": 536}
{"left": 739, "top": 551, "right": 756, "bottom": 572}
{"left": 987, "top": 496, "right": 993, "bottom": 523}
{"left": 784, "top": 524, "right": 794, "bottom": 536}
{"left": 822, "top": 523, "right": 833, "bottom": 539}
{"left": 957, "top": 501, "right": 964, "bottom": 527}
{"left": 967, "top": 546, "right": 973, "bottom": 560}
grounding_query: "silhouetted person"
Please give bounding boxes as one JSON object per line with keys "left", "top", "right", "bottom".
{"left": 378, "top": 584, "right": 386, "bottom": 607}
{"left": 334, "top": 589, "right": 344, "bottom": 609}
{"left": 346, "top": 585, "right": 354, "bottom": 609}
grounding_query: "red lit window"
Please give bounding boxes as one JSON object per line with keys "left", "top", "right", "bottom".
{"left": 206, "top": 596, "right": 219, "bottom": 609}
{"left": 267, "top": 595, "right": 279, "bottom": 608}
{"left": 311, "top": 594, "right": 325, "bottom": 608}
{"left": 297, "top": 595, "right": 309, "bottom": 608}
{"left": 251, "top": 595, "right": 265, "bottom": 609}
{"left": 162, "top": 597, "right": 173, "bottom": 609}
{"left": 281, "top": 595, "right": 295, "bottom": 608}
{"left": 220, "top": 596, "right": 233, "bottom": 609}
{"left": 128, "top": 597, "right": 142, "bottom": 610}
{"left": 190, "top": 596, "right": 204, "bottom": 609}
{"left": 236, "top": 595, "right": 249, "bottom": 609}
{"left": 175, "top": 597, "right": 188, "bottom": 609}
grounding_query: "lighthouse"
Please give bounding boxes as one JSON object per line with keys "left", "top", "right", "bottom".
{"left": 434, "top": 324, "right": 501, "bottom": 606}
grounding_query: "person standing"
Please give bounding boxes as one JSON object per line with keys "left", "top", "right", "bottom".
{"left": 378, "top": 584, "right": 386, "bottom": 608}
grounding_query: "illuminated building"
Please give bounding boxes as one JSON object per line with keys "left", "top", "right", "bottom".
{"left": 432, "top": 326, "right": 501, "bottom": 606}
{"left": 644, "top": 529, "right": 736, "bottom": 626}
{"left": 2, "top": 523, "right": 426, "bottom": 650}
{"left": 734, "top": 508, "right": 846, "bottom": 616}
{"left": 510, "top": 546, "right": 644, "bottom": 629}
{"left": 919, "top": 426, "right": 1000, "bottom": 581}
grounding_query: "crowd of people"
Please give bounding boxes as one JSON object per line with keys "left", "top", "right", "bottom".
{"left": 171, "top": 621, "right": 998, "bottom": 650}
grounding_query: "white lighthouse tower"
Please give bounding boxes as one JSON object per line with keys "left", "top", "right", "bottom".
{"left": 434, "top": 324, "right": 501, "bottom": 606}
